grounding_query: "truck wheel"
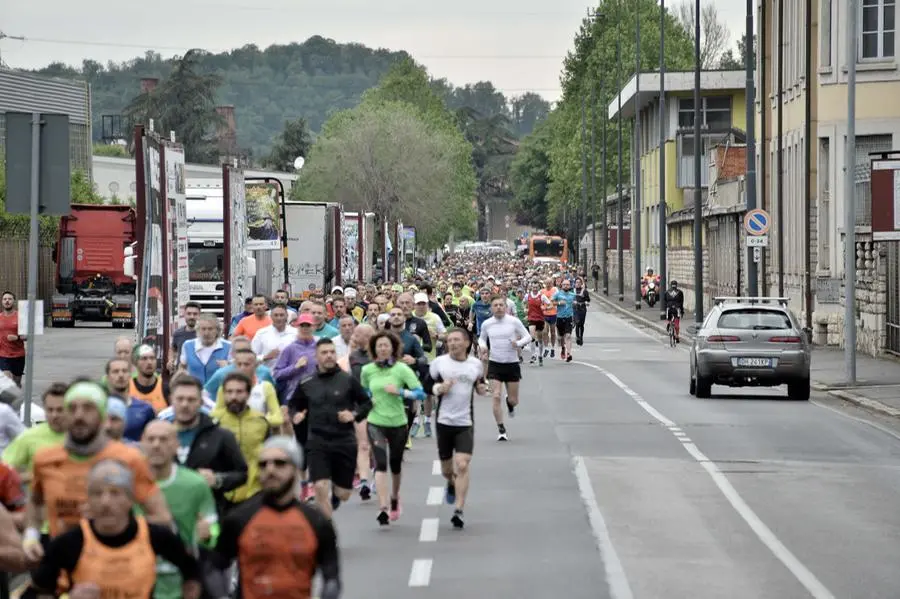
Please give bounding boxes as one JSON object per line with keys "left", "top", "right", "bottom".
{"left": 124, "top": 321, "right": 135, "bottom": 330}
{"left": 787, "top": 378, "right": 810, "bottom": 401}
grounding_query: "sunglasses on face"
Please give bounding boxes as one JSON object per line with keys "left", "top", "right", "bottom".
{"left": 258, "top": 458, "right": 291, "bottom": 468}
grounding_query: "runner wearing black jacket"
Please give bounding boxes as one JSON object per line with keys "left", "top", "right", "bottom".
{"left": 573, "top": 279, "right": 591, "bottom": 346}
{"left": 289, "top": 338, "right": 372, "bottom": 518}
{"left": 168, "top": 376, "right": 249, "bottom": 518}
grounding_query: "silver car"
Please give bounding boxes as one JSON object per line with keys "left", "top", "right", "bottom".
{"left": 687, "top": 297, "right": 811, "bottom": 400}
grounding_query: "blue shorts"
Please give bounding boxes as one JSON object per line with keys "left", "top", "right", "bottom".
{"left": 543, "top": 315, "right": 557, "bottom": 324}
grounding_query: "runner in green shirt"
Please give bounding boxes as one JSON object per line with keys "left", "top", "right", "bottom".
{"left": 2, "top": 383, "right": 68, "bottom": 474}
{"left": 141, "top": 420, "right": 218, "bottom": 599}
{"left": 360, "top": 331, "right": 424, "bottom": 525}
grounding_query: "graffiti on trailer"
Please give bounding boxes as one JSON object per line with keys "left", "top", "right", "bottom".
{"left": 272, "top": 263, "right": 326, "bottom": 278}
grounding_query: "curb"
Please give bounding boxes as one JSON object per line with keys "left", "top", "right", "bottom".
{"left": 591, "top": 290, "right": 900, "bottom": 420}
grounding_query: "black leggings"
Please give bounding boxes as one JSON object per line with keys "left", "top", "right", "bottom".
{"left": 574, "top": 307, "right": 586, "bottom": 340}
{"left": 367, "top": 423, "right": 407, "bottom": 474}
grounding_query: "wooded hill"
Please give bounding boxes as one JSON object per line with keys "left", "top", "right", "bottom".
{"left": 32, "top": 36, "right": 551, "bottom": 159}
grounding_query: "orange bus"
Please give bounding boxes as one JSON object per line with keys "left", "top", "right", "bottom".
{"left": 528, "top": 235, "right": 568, "bottom": 265}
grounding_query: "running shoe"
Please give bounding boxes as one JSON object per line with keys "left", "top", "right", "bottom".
{"left": 550, "top": 349, "right": 555, "bottom": 358}
{"left": 566, "top": 353, "right": 573, "bottom": 363}
{"left": 390, "top": 497, "right": 402, "bottom": 521}
{"left": 359, "top": 482, "right": 371, "bottom": 501}
{"left": 497, "top": 424, "right": 508, "bottom": 442}
{"left": 331, "top": 493, "right": 341, "bottom": 511}
{"left": 377, "top": 510, "right": 390, "bottom": 526}
{"left": 451, "top": 509, "right": 464, "bottom": 529}
{"left": 409, "top": 421, "right": 420, "bottom": 438}
{"left": 445, "top": 482, "right": 456, "bottom": 505}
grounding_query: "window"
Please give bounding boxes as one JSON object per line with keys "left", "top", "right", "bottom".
{"left": 861, "top": 0, "right": 896, "bottom": 60}
{"left": 821, "top": 0, "right": 832, "bottom": 67}
{"left": 717, "top": 309, "right": 792, "bottom": 330}
{"left": 677, "top": 97, "right": 732, "bottom": 130}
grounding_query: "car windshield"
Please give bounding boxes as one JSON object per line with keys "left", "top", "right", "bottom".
{"left": 189, "top": 245, "right": 224, "bottom": 282}
{"left": 716, "top": 308, "right": 792, "bottom": 331}
{"left": 717, "top": 309, "right": 792, "bottom": 330}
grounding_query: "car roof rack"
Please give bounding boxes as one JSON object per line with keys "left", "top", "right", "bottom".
{"left": 713, "top": 296, "right": 789, "bottom": 307}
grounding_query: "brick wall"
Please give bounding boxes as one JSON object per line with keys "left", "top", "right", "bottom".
{"left": 712, "top": 145, "right": 747, "bottom": 181}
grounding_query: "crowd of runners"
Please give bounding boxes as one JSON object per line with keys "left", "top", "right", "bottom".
{"left": 0, "top": 251, "right": 590, "bottom": 599}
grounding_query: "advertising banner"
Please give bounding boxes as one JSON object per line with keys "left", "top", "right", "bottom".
{"left": 342, "top": 213, "right": 360, "bottom": 283}
{"left": 245, "top": 182, "right": 280, "bottom": 250}
{"left": 164, "top": 145, "right": 188, "bottom": 329}
{"left": 141, "top": 135, "right": 165, "bottom": 367}
{"left": 223, "top": 166, "right": 247, "bottom": 326}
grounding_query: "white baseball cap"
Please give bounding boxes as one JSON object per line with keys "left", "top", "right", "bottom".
{"left": 414, "top": 292, "right": 428, "bottom": 304}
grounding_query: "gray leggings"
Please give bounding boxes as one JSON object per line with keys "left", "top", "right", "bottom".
{"left": 367, "top": 423, "right": 407, "bottom": 474}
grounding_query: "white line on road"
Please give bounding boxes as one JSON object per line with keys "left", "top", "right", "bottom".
{"left": 419, "top": 518, "right": 440, "bottom": 542}
{"left": 408, "top": 559, "right": 433, "bottom": 587}
{"left": 572, "top": 456, "right": 635, "bottom": 599}
{"left": 432, "top": 459, "right": 442, "bottom": 475}
{"left": 426, "top": 486, "right": 444, "bottom": 506}
{"left": 575, "top": 360, "right": 837, "bottom": 599}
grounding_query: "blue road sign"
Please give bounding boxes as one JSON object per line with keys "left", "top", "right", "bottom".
{"left": 744, "top": 209, "right": 771, "bottom": 236}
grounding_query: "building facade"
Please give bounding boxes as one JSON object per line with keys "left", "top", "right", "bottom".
{"left": 761, "top": 0, "right": 899, "bottom": 356}
{"left": 0, "top": 69, "right": 93, "bottom": 176}
{"left": 607, "top": 70, "right": 746, "bottom": 307}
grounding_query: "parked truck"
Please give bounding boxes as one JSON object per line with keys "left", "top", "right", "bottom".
{"left": 185, "top": 184, "right": 226, "bottom": 318}
{"left": 51, "top": 204, "right": 137, "bottom": 328}
{"left": 275, "top": 202, "right": 343, "bottom": 299}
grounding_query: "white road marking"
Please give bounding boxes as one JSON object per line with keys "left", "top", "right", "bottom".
{"left": 427, "top": 485, "right": 444, "bottom": 505}
{"left": 575, "top": 360, "right": 837, "bottom": 599}
{"left": 408, "top": 559, "right": 433, "bottom": 587}
{"left": 572, "top": 456, "right": 635, "bottom": 599}
{"left": 432, "top": 459, "right": 442, "bottom": 475}
{"left": 419, "top": 517, "right": 440, "bottom": 542}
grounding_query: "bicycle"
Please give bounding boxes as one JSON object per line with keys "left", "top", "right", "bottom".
{"left": 666, "top": 312, "right": 680, "bottom": 348}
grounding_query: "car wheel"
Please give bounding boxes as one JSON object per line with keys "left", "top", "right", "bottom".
{"left": 696, "top": 374, "right": 712, "bottom": 399}
{"left": 787, "top": 378, "right": 810, "bottom": 401}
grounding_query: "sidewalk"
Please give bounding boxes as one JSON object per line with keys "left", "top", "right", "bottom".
{"left": 589, "top": 283, "right": 900, "bottom": 420}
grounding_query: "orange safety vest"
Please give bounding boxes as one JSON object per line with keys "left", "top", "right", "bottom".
{"left": 70, "top": 516, "right": 157, "bottom": 598}
{"left": 129, "top": 376, "right": 167, "bottom": 413}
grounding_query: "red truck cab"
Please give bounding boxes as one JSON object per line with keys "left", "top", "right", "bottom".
{"left": 51, "top": 204, "right": 137, "bottom": 328}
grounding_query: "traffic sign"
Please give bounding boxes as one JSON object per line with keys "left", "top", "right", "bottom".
{"left": 744, "top": 209, "right": 770, "bottom": 236}
{"left": 746, "top": 235, "right": 768, "bottom": 247}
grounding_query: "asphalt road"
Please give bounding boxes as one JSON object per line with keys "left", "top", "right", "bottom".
{"left": 16, "top": 314, "right": 900, "bottom": 598}
{"left": 26, "top": 322, "right": 123, "bottom": 398}
{"left": 327, "top": 306, "right": 900, "bottom": 599}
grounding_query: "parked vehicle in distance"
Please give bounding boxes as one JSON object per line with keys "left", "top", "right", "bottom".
{"left": 687, "top": 297, "right": 811, "bottom": 401}
{"left": 51, "top": 204, "right": 136, "bottom": 328}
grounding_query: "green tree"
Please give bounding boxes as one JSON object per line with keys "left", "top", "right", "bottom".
{"left": 122, "top": 49, "right": 224, "bottom": 164}
{"left": 71, "top": 170, "right": 104, "bottom": 204}
{"left": 720, "top": 33, "right": 757, "bottom": 70}
{"left": 510, "top": 92, "right": 552, "bottom": 137}
{"left": 531, "top": 0, "right": 695, "bottom": 233}
{"left": 509, "top": 115, "right": 554, "bottom": 229}
{"left": 262, "top": 118, "right": 313, "bottom": 172}
{"left": 299, "top": 101, "right": 476, "bottom": 251}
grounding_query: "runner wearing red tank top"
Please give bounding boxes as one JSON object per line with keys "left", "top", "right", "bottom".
{"left": 525, "top": 281, "right": 549, "bottom": 366}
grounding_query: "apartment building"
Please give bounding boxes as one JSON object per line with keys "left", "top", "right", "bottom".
{"left": 761, "top": 0, "right": 900, "bottom": 355}
{"left": 607, "top": 69, "right": 746, "bottom": 309}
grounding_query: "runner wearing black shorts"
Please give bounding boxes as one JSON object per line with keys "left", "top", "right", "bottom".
{"left": 429, "top": 328, "right": 487, "bottom": 529}
{"left": 289, "top": 338, "right": 372, "bottom": 519}
{"left": 478, "top": 296, "right": 532, "bottom": 441}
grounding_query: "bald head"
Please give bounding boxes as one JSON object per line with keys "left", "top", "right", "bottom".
{"left": 141, "top": 420, "right": 179, "bottom": 467}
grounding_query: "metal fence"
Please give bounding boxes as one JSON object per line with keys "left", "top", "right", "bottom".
{"left": 0, "top": 238, "right": 57, "bottom": 306}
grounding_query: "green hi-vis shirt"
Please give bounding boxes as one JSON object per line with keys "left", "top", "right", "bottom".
{"left": 1, "top": 423, "right": 65, "bottom": 471}
{"left": 151, "top": 465, "right": 218, "bottom": 599}
{"left": 361, "top": 362, "right": 422, "bottom": 428}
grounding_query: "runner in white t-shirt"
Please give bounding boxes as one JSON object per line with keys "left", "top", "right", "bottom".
{"left": 430, "top": 328, "right": 487, "bottom": 530}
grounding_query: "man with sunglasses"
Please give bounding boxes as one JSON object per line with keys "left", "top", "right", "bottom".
{"left": 214, "top": 436, "right": 341, "bottom": 599}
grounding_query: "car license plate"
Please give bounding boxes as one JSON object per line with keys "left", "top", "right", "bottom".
{"left": 736, "top": 357, "right": 772, "bottom": 367}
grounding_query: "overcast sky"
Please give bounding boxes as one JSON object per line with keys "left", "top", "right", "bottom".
{"left": 2, "top": 0, "right": 750, "bottom": 103}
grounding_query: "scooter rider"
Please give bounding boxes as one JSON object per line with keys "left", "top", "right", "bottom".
{"left": 641, "top": 268, "right": 661, "bottom": 307}
{"left": 663, "top": 280, "right": 685, "bottom": 343}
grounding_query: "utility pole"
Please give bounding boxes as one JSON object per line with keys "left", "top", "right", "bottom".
{"left": 745, "top": 0, "right": 758, "bottom": 295}
{"left": 845, "top": 0, "right": 857, "bottom": 384}
{"left": 803, "top": 0, "right": 813, "bottom": 329}
{"left": 777, "top": 0, "right": 785, "bottom": 296}
{"left": 617, "top": 0, "right": 625, "bottom": 301}
{"left": 591, "top": 82, "right": 598, "bottom": 269}
{"left": 581, "top": 95, "right": 589, "bottom": 268}
{"left": 659, "top": 0, "right": 668, "bottom": 320}
{"left": 602, "top": 78, "right": 610, "bottom": 296}
{"left": 760, "top": 0, "right": 769, "bottom": 293}
{"left": 633, "top": 2, "right": 643, "bottom": 310}
{"left": 692, "top": 0, "right": 703, "bottom": 322}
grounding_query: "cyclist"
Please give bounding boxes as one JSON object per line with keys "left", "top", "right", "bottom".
{"left": 663, "top": 280, "right": 685, "bottom": 343}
